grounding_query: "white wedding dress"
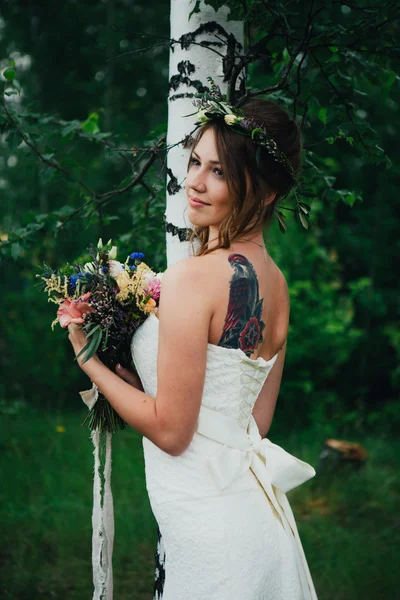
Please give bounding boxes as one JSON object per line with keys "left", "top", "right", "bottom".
{"left": 131, "top": 312, "right": 318, "bottom": 600}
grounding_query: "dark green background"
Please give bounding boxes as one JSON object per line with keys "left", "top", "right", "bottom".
{"left": 1, "top": 1, "right": 399, "bottom": 598}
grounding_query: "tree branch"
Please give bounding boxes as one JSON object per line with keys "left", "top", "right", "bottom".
{"left": 1, "top": 97, "right": 96, "bottom": 198}
{"left": 310, "top": 50, "right": 371, "bottom": 155}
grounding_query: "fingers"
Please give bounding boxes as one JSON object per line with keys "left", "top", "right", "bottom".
{"left": 115, "top": 364, "right": 139, "bottom": 386}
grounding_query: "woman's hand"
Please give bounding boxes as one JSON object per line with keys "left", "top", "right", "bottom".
{"left": 68, "top": 323, "right": 143, "bottom": 391}
{"left": 115, "top": 364, "right": 144, "bottom": 392}
{"left": 67, "top": 323, "right": 100, "bottom": 371}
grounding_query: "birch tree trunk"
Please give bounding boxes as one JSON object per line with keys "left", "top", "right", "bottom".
{"left": 151, "top": 6, "right": 245, "bottom": 597}
{"left": 165, "top": 0, "right": 244, "bottom": 267}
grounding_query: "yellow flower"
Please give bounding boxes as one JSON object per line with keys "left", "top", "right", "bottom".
{"left": 38, "top": 273, "right": 70, "bottom": 300}
{"left": 115, "top": 271, "right": 133, "bottom": 303}
{"left": 115, "top": 271, "right": 130, "bottom": 291}
{"left": 56, "top": 425, "right": 66, "bottom": 433}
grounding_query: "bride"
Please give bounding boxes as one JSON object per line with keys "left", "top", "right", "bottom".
{"left": 68, "top": 94, "right": 318, "bottom": 599}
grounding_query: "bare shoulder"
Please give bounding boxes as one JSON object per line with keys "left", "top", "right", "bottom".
{"left": 160, "top": 256, "right": 215, "bottom": 316}
{"left": 162, "top": 256, "right": 213, "bottom": 290}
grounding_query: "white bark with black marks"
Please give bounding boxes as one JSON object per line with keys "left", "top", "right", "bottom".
{"left": 166, "top": 0, "right": 244, "bottom": 266}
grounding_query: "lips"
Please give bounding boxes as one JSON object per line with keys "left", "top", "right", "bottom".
{"left": 189, "top": 196, "right": 210, "bottom": 207}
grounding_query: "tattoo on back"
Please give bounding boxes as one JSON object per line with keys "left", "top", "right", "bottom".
{"left": 218, "top": 254, "right": 265, "bottom": 357}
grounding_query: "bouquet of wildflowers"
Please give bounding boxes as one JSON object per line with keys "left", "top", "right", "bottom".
{"left": 37, "top": 238, "right": 162, "bottom": 433}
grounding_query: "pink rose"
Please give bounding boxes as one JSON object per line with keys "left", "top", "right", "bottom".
{"left": 57, "top": 292, "right": 95, "bottom": 328}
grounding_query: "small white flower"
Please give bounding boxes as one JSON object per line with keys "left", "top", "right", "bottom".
{"left": 108, "top": 260, "right": 125, "bottom": 278}
{"left": 155, "top": 272, "right": 164, "bottom": 281}
{"left": 108, "top": 245, "right": 118, "bottom": 260}
{"left": 144, "top": 271, "right": 156, "bottom": 284}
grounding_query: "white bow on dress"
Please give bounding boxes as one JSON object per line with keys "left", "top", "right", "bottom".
{"left": 197, "top": 405, "right": 318, "bottom": 600}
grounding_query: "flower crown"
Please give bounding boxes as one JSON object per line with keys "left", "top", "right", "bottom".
{"left": 187, "top": 78, "right": 297, "bottom": 184}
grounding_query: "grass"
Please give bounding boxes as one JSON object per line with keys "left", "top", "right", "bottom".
{"left": 1, "top": 408, "right": 399, "bottom": 599}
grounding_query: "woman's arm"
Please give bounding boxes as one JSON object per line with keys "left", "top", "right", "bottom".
{"left": 115, "top": 363, "right": 144, "bottom": 391}
{"left": 69, "top": 258, "right": 212, "bottom": 456}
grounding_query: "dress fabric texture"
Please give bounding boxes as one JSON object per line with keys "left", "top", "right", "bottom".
{"left": 131, "top": 312, "right": 318, "bottom": 600}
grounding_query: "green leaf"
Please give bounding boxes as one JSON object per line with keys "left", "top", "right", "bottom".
{"left": 76, "top": 328, "right": 102, "bottom": 363}
{"left": 102, "top": 328, "right": 109, "bottom": 352}
{"left": 81, "top": 112, "right": 100, "bottom": 135}
{"left": 55, "top": 205, "right": 75, "bottom": 217}
{"left": 386, "top": 70, "right": 396, "bottom": 88}
{"left": 61, "top": 121, "right": 80, "bottom": 137}
{"left": 343, "top": 193, "right": 356, "bottom": 207}
{"left": 318, "top": 107, "right": 328, "bottom": 125}
{"left": 276, "top": 211, "right": 287, "bottom": 234}
{"left": 35, "top": 213, "right": 49, "bottom": 224}
{"left": 85, "top": 323, "right": 101, "bottom": 337}
{"left": 298, "top": 210, "right": 309, "bottom": 230}
{"left": 3, "top": 67, "right": 16, "bottom": 81}
{"left": 329, "top": 46, "right": 338, "bottom": 53}
{"left": 282, "top": 48, "right": 290, "bottom": 63}
{"left": 324, "top": 175, "right": 336, "bottom": 188}
{"left": 11, "top": 243, "right": 22, "bottom": 260}
{"left": 298, "top": 202, "right": 311, "bottom": 214}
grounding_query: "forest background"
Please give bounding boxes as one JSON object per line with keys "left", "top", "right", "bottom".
{"left": 0, "top": 1, "right": 399, "bottom": 599}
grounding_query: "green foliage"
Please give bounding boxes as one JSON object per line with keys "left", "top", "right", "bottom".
{"left": 0, "top": 1, "right": 399, "bottom": 435}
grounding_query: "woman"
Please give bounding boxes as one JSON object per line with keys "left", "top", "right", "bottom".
{"left": 68, "top": 95, "right": 318, "bottom": 599}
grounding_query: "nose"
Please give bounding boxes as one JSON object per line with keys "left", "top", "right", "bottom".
{"left": 186, "top": 165, "right": 206, "bottom": 194}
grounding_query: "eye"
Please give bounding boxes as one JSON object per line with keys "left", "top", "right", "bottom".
{"left": 188, "top": 157, "right": 223, "bottom": 177}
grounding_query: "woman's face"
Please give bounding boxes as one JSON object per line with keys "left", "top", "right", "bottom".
{"left": 185, "top": 127, "right": 231, "bottom": 229}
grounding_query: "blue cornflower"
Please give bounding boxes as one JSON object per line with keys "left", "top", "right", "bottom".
{"left": 102, "top": 266, "right": 108, "bottom": 273}
{"left": 69, "top": 272, "right": 84, "bottom": 290}
{"left": 130, "top": 252, "right": 145, "bottom": 260}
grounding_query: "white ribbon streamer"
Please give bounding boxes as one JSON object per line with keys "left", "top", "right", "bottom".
{"left": 80, "top": 382, "right": 114, "bottom": 600}
{"left": 80, "top": 381, "right": 99, "bottom": 410}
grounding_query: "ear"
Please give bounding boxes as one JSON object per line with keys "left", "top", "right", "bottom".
{"left": 264, "top": 190, "right": 278, "bottom": 207}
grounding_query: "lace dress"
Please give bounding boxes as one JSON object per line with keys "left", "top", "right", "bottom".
{"left": 131, "top": 312, "right": 318, "bottom": 600}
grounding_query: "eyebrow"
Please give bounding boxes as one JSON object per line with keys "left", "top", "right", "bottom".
{"left": 192, "top": 150, "right": 220, "bottom": 165}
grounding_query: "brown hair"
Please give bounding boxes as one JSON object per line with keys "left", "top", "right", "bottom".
{"left": 187, "top": 98, "right": 303, "bottom": 256}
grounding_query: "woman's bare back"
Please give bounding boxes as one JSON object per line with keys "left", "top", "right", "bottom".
{"left": 200, "top": 249, "right": 290, "bottom": 363}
